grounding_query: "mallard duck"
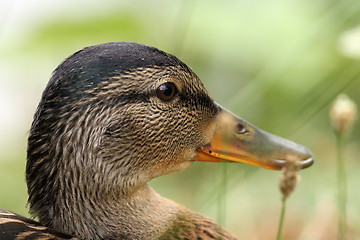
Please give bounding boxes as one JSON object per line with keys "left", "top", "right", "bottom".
{"left": 0, "top": 42, "right": 313, "bottom": 240}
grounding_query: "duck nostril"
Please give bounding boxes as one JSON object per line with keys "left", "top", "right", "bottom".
{"left": 236, "top": 123, "right": 247, "bottom": 134}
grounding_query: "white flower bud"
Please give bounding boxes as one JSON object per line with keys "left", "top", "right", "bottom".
{"left": 330, "top": 94, "right": 357, "bottom": 134}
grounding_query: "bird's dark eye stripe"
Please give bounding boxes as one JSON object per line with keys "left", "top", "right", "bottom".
{"left": 113, "top": 90, "right": 217, "bottom": 118}
{"left": 115, "top": 92, "right": 152, "bottom": 103}
{"left": 179, "top": 92, "right": 219, "bottom": 116}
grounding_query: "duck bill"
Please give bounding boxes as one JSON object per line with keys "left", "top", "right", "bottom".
{"left": 193, "top": 105, "right": 314, "bottom": 170}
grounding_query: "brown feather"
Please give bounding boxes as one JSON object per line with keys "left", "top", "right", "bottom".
{"left": 0, "top": 209, "right": 79, "bottom": 240}
{"left": 159, "top": 208, "right": 238, "bottom": 240}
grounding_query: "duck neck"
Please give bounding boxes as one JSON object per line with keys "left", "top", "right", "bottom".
{"left": 49, "top": 184, "right": 179, "bottom": 240}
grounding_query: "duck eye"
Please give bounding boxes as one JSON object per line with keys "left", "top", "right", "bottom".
{"left": 156, "top": 82, "right": 178, "bottom": 101}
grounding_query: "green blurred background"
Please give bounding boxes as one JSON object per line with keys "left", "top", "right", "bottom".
{"left": 1, "top": 0, "right": 360, "bottom": 239}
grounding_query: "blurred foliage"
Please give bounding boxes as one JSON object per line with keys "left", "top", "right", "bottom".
{"left": 1, "top": 0, "right": 360, "bottom": 239}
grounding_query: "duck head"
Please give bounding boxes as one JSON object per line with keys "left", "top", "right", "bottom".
{"left": 26, "top": 42, "right": 313, "bottom": 238}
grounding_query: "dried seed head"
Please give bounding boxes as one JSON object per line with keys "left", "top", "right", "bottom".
{"left": 280, "top": 156, "right": 301, "bottom": 201}
{"left": 330, "top": 94, "right": 357, "bottom": 135}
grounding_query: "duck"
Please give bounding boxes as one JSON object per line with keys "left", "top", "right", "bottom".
{"left": 0, "top": 42, "right": 313, "bottom": 240}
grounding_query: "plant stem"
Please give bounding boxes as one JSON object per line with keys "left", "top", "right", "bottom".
{"left": 336, "top": 132, "right": 347, "bottom": 240}
{"left": 217, "top": 163, "right": 227, "bottom": 226}
{"left": 276, "top": 197, "right": 286, "bottom": 240}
